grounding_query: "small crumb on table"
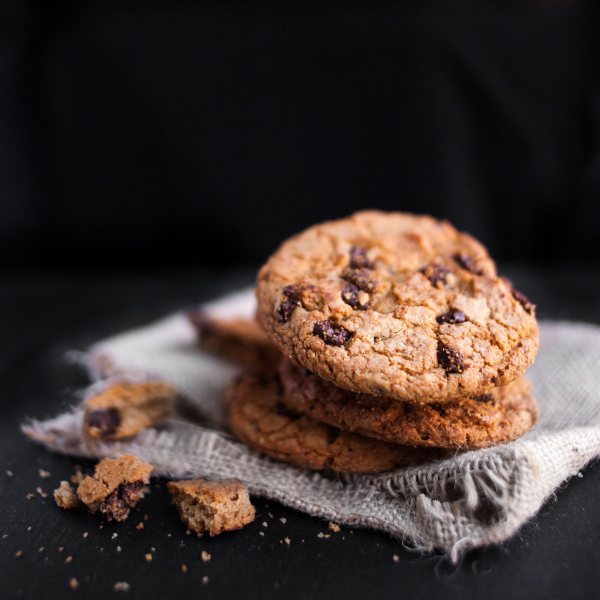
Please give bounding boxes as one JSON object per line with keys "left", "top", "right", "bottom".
{"left": 69, "top": 578, "right": 79, "bottom": 590}
{"left": 114, "top": 582, "right": 130, "bottom": 592}
{"left": 201, "top": 551, "right": 211, "bottom": 562}
{"left": 328, "top": 522, "right": 340, "bottom": 533}
{"left": 39, "top": 469, "right": 51, "bottom": 479}
{"left": 54, "top": 481, "right": 78, "bottom": 510}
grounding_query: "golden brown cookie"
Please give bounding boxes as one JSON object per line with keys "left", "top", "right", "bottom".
{"left": 227, "top": 369, "right": 449, "bottom": 474}
{"left": 256, "top": 211, "right": 538, "bottom": 403}
{"left": 82, "top": 381, "right": 176, "bottom": 440}
{"left": 188, "top": 309, "right": 280, "bottom": 368}
{"left": 77, "top": 454, "right": 153, "bottom": 521}
{"left": 279, "top": 358, "right": 538, "bottom": 449}
{"left": 167, "top": 478, "right": 255, "bottom": 536}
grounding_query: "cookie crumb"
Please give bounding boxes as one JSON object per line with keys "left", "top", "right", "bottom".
{"left": 26, "top": 493, "right": 34, "bottom": 500}
{"left": 116, "top": 546, "right": 122, "bottom": 552}
{"left": 268, "top": 513, "right": 273, "bottom": 518}
{"left": 181, "top": 565, "right": 187, "bottom": 574}
{"left": 2, "top": 534, "right": 8, "bottom": 539}
{"left": 114, "top": 582, "right": 130, "bottom": 592}
{"left": 328, "top": 522, "right": 340, "bottom": 533}
{"left": 393, "top": 555, "right": 399, "bottom": 563}
{"left": 145, "top": 553, "right": 152, "bottom": 562}
{"left": 317, "top": 532, "right": 324, "bottom": 538}
{"left": 15, "top": 550, "right": 22, "bottom": 558}
{"left": 259, "top": 532, "right": 264, "bottom": 536}
{"left": 151, "top": 547, "right": 155, "bottom": 552}
{"left": 112, "top": 533, "right": 118, "bottom": 539}
{"left": 284, "top": 537, "right": 290, "bottom": 545}
{"left": 262, "top": 522, "right": 268, "bottom": 527}
{"left": 69, "top": 578, "right": 79, "bottom": 590}
{"left": 136, "top": 523, "right": 144, "bottom": 530}
{"left": 280, "top": 518, "right": 287, "bottom": 524}
{"left": 54, "top": 481, "right": 78, "bottom": 509}
{"left": 39, "top": 469, "right": 51, "bottom": 479}
{"left": 202, "top": 577, "right": 209, "bottom": 585}
{"left": 83, "top": 532, "right": 88, "bottom": 538}
{"left": 143, "top": 515, "right": 149, "bottom": 521}
{"left": 167, "top": 479, "right": 255, "bottom": 537}
{"left": 77, "top": 455, "right": 153, "bottom": 522}
{"left": 65, "top": 556, "right": 72, "bottom": 563}
{"left": 58, "top": 547, "right": 64, "bottom": 553}
{"left": 39, "top": 547, "right": 44, "bottom": 553}
{"left": 201, "top": 551, "right": 211, "bottom": 562}
{"left": 71, "top": 471, "right": 84, "bottom": 486}
{"left": 27, "top": 527, "right": 31, "bottom": 531}
{"left": 36, "top": 487, "right": 48, "bottom": 498}
{"left": 7, "top": 470, "right": 13, "bottom": 477}
{"left": 186, "top": 529, "right": 192, "bottom": 535}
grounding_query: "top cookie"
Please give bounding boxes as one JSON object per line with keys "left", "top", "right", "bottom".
{"left": 256, "top": 211, "right": 538, "bottom": 403}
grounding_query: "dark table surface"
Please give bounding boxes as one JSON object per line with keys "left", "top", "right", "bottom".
{"left": 1, "top": 265, "right": 600, "bottom": 600}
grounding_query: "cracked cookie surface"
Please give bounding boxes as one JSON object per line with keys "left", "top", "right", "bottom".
{"left": 256, "top": 211, "right": 539, "bottom": 403}
{"left": 279, "top": 358, "right": 538, "bottom": 449}
{"left": 227, "top": 369, "right": 449, "bottom": 474}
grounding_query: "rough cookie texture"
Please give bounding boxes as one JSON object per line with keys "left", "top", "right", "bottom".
{"left": 54, "top": 481, "right": 78, "bottom": 509}
{"left": 188, "top": 310, "right": 280, "bottom": 368}
{"left": 167, "top": 478, "right": 255, "bottom": 536}
{"left": 76, "top": 454, "right": 153, "bottom": 521}
{"left": 279, "top": 359, "right": 538, "bottom": 449}
{"left": 227, "top": 369, "right": 448, "bottom": 474}
{"left": 82, "top": 381, "right": 176, "bottom": 440}
{"left": 256, "top": 211, "right": 539, "bottom": 402}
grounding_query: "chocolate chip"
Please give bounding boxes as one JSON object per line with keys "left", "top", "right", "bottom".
{"left": 86, "top": 409, "right": 121, "bottom": 438}
{"left": 471, "top": 393, "right": 494, "bottom": 403}
{"left": 349, "top": 246, "right": 374, "bottom": 270}
{"left": 437, "top": 346, "right": 467, "bottom": 373}
{"left": 341, "top": 268, "right": 377, "bottom": 292}
{"left": 341, "top": 283, "right": 369, "bottom": 310}
{"left": 313, "top": 321, "right": 352, "bottom": 346}
{"left": 511, "top": 288, "right": 534, "bottom": 314}
{"left": 421, "top": 264, "right": 451, "bottom": 288}
{"left": 101, "top": 481, "right": 145, "bottom": 521}
{"left": 436, "top": 310, "right": 466, "bottom": 324}
{"left": 453, "top": 253, "right": 484, "bottom": 275}
{"left": 276, "top": 286, "right": 300, "bottom": 323}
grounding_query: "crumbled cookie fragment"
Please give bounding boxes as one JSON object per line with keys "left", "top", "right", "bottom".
{"left": 181, "top": 565, "right": 187, "bottom": 573}
{"left": 114, "top": 582, "right": 130, "bottom": 592}
{"left": 167, "top": 478, "right": 255, "bottom": 537}
{"left": 69, "top": 578, "right": 79, "bottom": 590}
{"left": 328, "top": 522, "right": 340, "bottom": 533}
{"left": 136, "top": 523, "right": 144, "bottom": 530}
{"left": 26, "top": 493, "right": 34, "bottom": 500}
{"left": 77, "top": 455, "right": 153, "bottom": 522}
{"left": 201, "top": 550, "right": 211, "bottom": 562}
{"left": 82, "top": 381, "right": 176, "bottom": 440}
{"left": 39, "top": 469, "right": 51, "bottom": 479}
{"left": 54, "top": 482, "right": 78, "bottom": 509}
{"left": 71, "top": 470, "right": 84, "bottom": 486}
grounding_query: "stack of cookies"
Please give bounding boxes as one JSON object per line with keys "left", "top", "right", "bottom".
{"left": 193, "top": 211, "right": 540, "bottom": 474}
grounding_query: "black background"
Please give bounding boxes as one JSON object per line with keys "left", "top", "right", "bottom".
{"left": 1, "top": 0, "right": 600, "bottom": 270}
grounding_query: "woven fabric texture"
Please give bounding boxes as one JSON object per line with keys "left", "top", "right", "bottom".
{"left": 23, "top": 289, "right": 600, "bottom": 559}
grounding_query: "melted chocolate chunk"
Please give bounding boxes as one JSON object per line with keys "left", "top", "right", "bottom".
{"left": 313, "top": 321, "right": 352, "bottom": 346}
{"left": 436, "top": 310, "right": 466, "bottom": 324}
{"left": 511, "top": 288, "right": 534, "bottom": 314}
{"left": 437, "top": 346, "right": 467, "bottom": 373}
{"left": 349, "top": 246, "right": 374, "bottom": 270}
{"left": 341, "top": 282, "right": 369, "bottom": 310}
{"left": 453, "top": 253, "right": 484, "bottom": 275}
{"left": 101, "top": 481, "right": 145, "bottom": 522}
{"left": 276, "top": 285, "right": 300, "bottom": 323}
{"left": 471, "top": 393, "right": 494, "bottom": 403}
{"left": 341, "top": 268, "right": 377, "bottom": 292}
{"left": 421, "top": 264, "right": 451, "bottom": 288}
{"left": 86, "top": 409, "right": 121, "bottom": 438}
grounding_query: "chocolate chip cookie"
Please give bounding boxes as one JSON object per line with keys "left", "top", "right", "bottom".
{"left": 279, "top": 358, "right": 538, "bottom": 449}
{"left": 227, "top": 369, "right": 448, "bottom": 474}
{"left": 256, "top": 211, "right": 538, "bottom": 403}
{"left": 188, "top": 309, "right": 279, "bottom": 369}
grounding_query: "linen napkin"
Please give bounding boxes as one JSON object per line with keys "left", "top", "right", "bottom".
{"left": 23, "top": 288, "right": 600, "bottom": 561}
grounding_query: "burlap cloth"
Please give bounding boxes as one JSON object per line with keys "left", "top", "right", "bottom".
{"left": 23, "top": 289, "right": 600, "bottom": 561}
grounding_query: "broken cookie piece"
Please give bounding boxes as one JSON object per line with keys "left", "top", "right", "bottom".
{"left": 54, "top": 481, "right": 78, "bottom": 509}
{"left": 82, "top": 381, "right": 176, "bottom": 440}
{"left": 167, "top": 478, "right": 255, "bottom": 536}
{"left": 77, "top": 454, "right": 153, "bottom": 521}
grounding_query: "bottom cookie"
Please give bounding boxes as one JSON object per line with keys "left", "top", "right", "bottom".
{"left": 227, "top": 370, "right": 449, "bottom": 474}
